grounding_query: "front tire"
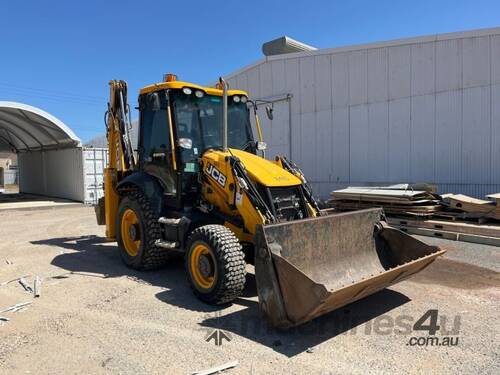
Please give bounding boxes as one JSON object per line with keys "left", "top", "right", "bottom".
{"left": 185, "top": 225, "right": 246, "bottom": 304}
{"left": 116, "top": 191, "right": 169, "bottom": 270}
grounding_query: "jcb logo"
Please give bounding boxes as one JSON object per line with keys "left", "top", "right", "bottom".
{"left": 206, "top": 164, "right": 227, "bottom": 188}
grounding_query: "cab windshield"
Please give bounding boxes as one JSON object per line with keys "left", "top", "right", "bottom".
{"left": 171, "top": 90, "right": 254, "bottom": 155}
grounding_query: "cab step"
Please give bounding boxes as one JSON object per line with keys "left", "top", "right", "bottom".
{"left": 155, "top": 239, "right": 180, "bottom": 250}
{"left": 158, "top": 216, "right": 190, "bottom": 251}
{"left": 158, "top": 217, "right": 182, "bottom": 225}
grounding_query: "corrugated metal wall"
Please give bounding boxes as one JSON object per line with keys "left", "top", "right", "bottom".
{"left": 18, "top": 148, "right": 85, "bottom": 201}
{"left": 225, "top": 28, "right": 500, "bottom": 199}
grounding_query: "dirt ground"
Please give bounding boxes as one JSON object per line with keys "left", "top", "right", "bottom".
{"left": 0, "top": 206, "right": 499, "bottom": 374}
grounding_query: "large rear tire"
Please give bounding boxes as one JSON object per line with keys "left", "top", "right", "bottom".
{"left": 185, "top": 225, "right": 246, "bottom": 304}
{"left": 116, "top": 191, "right": 169, "bottom": 270}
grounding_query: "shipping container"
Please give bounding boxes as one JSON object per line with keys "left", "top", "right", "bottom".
{"left": 4, "top": 169, "right": 18, "bottom": 185}
{"left": 17, "top": 147, "right": 107, "bottom": 204}
{"left": 83, "top": 148, "right": 108, "bottom": 205}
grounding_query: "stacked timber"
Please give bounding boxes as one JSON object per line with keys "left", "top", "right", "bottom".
{"left": 328, "top": 186, "right": 500, "bottom": 245}
{"left": 329, "top": 185, "right": 500, "bottom": 222}
{"left": 443, "top": 194, "right": 500, "bottom": 221}
{"left": 388, "top": 193, "right": 500, "bottom": 246}
{"left": 387, "top": 217, "right": 500, "bottom": 247}
{"left": 329, "top": 186, "right": 442, "bottom": 216}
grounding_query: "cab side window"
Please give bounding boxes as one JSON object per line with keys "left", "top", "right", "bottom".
{"left": 140, "top": 92, "right": 170, "bottom": 162}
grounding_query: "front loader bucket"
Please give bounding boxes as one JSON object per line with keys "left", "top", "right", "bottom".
{"left": 254, "top": 208, "right": 445, "bottom": 328}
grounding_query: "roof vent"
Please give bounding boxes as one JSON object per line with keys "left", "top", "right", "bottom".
{"left": 262, "top": 36, "right": 317, "bottom": 56}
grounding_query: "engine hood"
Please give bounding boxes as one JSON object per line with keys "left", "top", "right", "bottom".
{"left": 202, "top": 148, "right": 302, "bottom": 187}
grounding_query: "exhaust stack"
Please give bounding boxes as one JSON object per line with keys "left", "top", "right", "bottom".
{"left": 220, "top": 77, "right": 228, "bottom": 152}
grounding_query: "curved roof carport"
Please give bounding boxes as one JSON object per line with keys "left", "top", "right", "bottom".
{"left": 0, "top": 101, "right": 80, "bottom": 152}
{"left": 0, "top": 102, "right": 85, "bottom": 206}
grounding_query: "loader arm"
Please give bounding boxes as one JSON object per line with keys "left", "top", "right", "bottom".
{"left": 276, "top": 155, "right": 321, "bottom": 214}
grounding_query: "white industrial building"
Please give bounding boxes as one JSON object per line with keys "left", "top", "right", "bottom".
{"left": 224, "top": 27, "right": 500, "bottom": 199}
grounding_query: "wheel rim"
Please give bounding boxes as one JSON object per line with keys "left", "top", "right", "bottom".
{"left": 121, "top": 208, "right": 141, "bottom": 256}
{"left": 190, "top": 243, "right": 216, "bottom": 290}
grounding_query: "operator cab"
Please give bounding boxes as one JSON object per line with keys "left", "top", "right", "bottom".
{"left": 137, "top": 77, "right": 255, "bottom": 209}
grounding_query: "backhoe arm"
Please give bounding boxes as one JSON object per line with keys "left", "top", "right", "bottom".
{"left": 104, "top": 80, "right": 136, "bottom": 239}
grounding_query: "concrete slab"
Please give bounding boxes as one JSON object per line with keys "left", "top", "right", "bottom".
{"left": 0, "top": 193, "right": 81, "bottom": 212}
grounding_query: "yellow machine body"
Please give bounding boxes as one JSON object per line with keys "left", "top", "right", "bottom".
{"left": 139, "top": 80, "right": 247, "bottom": 97}
{"left": 200, "top": 148, "right": 308, "bottom": 243}
{"left": 99, "top": 76, "right": 445, "bottom": 328}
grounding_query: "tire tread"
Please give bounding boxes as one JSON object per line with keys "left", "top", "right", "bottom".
{"left": 186, "top": 224, "right": 246, "bottom": 304}
{"left": 121, "top": 191, "right": 169, "bottom": 270}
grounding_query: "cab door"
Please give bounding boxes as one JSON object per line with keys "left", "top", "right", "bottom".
{"left": 138, "top": 91, "right": 177, "bottom": 196}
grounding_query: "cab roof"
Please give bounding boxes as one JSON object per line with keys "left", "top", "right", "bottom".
{"left": 139, "top": 80, "right": 248, "bottom": 97}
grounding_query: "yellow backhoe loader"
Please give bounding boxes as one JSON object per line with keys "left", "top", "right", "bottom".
{"left": 96, "top": 74, "right": 445, "bottom": 327}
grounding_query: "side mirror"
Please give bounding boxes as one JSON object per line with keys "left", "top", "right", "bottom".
{"left": 178, "top": 138, "right": 193, "bottom": 150}
{"left": 148, "top": 92, "right": 161, "bottom": 111}
{"left": 265, "top": 105, "right": 274, "bottom": 120}
{"left": 256, "top": 141, "right": 267, "bottom": 151}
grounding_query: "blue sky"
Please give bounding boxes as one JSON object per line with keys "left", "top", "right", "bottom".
{"left": 1, "top": 0, "right": 498, "bottom": 142}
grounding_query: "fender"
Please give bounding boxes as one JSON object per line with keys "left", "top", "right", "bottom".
{"left": 116, "top": 172, "right": 164, "bottom": 215}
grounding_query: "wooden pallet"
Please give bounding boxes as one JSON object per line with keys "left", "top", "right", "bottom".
{"left": 329, "top": 201, "right": 440, "bottom": 215}
{"left": 393, "top": 225, "right": 500, "bottom": 247}
{"left": 388, "top": 217, "right": 500, "bottom": 247}
{"left": 330, "top": 203, "right": 496, "bottom": 224}
{"left": 446, "top": 194, "right": 500, "bottom": 221}
{"left": 430, "top": 211, "right": 493, "bottom": 224}
{"left": 387, "top": 217, "right": 500, "bottom": 238}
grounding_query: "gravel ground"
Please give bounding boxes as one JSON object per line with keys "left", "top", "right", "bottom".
{"left": 0, "top": 206, "right": 498, "bottom": 374}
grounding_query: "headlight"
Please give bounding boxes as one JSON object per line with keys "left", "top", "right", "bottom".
{"left": 232, "top": 95, "right": 240, "bottom": 103}
{"left": 256, "top": 141, "right": 267, "bottom": 151}
{"left": 195, "top": 90, "right": 204, "bottom": 98}
{"left": 240, "top": 96, "right": 248, "bottom": 103}
{"left": 178, "top": 138, "right": 193, "bottom": 150}
{"left": 182, "top": 87, "right": 192, "bottom": 95}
